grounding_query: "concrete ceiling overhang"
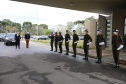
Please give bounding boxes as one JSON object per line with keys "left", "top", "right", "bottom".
{"left": 11, "top": 0, "right": 126, "bottom": 15}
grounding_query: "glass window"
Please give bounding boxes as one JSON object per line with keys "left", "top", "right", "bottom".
{"left": 106, "top": 20, "right": 111, "bottom": 48}
{"left": 124, "top": 18, "right": 126, "bottom": 49}
{"left": 125, "top": 18, "right": 126, "bottom": 24}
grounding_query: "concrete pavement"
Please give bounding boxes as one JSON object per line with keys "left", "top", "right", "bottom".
{"left": 0, "top": 41, "right": 126, "bottom": 84}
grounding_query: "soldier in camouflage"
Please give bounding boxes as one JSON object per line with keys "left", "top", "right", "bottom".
{"left": 65, "top": 30, "right": 70, "bottom": 55}
{"left": 72, "top": 30, "right": 79, "bottom": 57}
{"left": 95, "top": 29, "right": 105, "bottom": 63}
{"left": 54, "top": 32, "right": 59, "bottom": 52}
{"left": 112, "top": 29, "right": 123, "bottom": 68}
{"left": 58, "top": 32, "right": 63, "bottom": 53}
{"left": 83, "top": 29, "right": 92, "bottom": 60}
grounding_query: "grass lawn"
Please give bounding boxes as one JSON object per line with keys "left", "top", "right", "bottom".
{"left": 31, "top": 39, "right": 92, "bottom": 49}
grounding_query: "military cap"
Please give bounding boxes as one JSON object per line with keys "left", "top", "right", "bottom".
{"left": 66, "top": 30, "right": 68, "bottom": 32}
{"left": 85, "top": 29, "right": 88, "bottom": 32}
{"left": 97, "top": 29, "right": 102, "bottom": 31}
{"left": 113, "top": 29, "right": 119, "bottom": 32}
{"left": 73, "top": 30, "right": 76, "bottom": 32}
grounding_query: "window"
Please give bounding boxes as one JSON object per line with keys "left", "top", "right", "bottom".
{"left": 124, "top": 18, "right": 126, "bottom": 49}
{"left": 106, "top": 19, "right": 111, "bottom": 48}
{"left": 96, "top": 22, "right": 98, "bottom": 36}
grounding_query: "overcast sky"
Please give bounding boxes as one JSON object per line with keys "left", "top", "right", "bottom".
{"left": 0, "top": 0, "right": 99, "bottom": 29}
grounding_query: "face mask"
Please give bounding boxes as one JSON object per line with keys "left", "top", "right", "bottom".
{"left": 84, "top": 32, "right": 86, "bottom": 34}
{"left": 113, "top": 32, "right": 116, "bottom": 35}
{"left": 97, "top": 31, "right": 99, "bottom": 35}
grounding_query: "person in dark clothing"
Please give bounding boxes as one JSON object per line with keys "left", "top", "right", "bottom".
{"left": 72, "top": 30, "right": 79, "bottom": 57}
{"left": 58, "top": 32, "right": 63, "bottom": 53}
{"left": 48, "top": 32, "right": 54, "bottom": 51}
{"left": 112, "top": 29, "right": 123, "bottom": 68}
{"left": 15, "top": 31, "right": 21, "bottom": 49}
{"left": 65, "top": 30, "right": 70, "bottom": 55}
{"left": 25, "top": 32, "right": 30, "bottom": 48}
{"left": 54, "top": 32, "right": 59, "bottom": 52}
{"left": 95, "top": 29, "right": 105, "bottom": 63}
{"left": 83, "top": 29, "right": 92, "bottom": 60}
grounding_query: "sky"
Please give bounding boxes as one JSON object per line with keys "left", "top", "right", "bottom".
{"left": 0, "top": 0, "right": 99, "bottom": 29}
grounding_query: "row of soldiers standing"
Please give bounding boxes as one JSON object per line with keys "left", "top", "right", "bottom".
{"left": 49, "top": 28, "right": 123, "bottom": 69}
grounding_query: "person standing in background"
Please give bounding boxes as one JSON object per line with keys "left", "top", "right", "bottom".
{"left": 65, "top": 30, "right": 70, "bottom": 55}
{"left": 112, "top": 29, "right": 123, "bottom": 68}
{"left": 72, "top": 30, "right": 79, "bottom": 57}
{"left": 54, "top": 32, "right": 59, "bottom": 52}
{"left": 25, "top": 32, "right": 30, "bottom": 48}
{"left": 15, "top": 31, "right": 21, "bottom": 49}
{"left": 48, "top": 32, "right": 54, "bottom": 51}
{"left": 58, "top": 32, "right": 63, "bottom": 53}
{"left": 83, "top": 29, "right": 92, "bottom": 60}
{"left": 95, "top": 29, "right": 105, "bottom": 63}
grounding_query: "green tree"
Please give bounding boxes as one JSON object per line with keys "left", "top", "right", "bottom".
{"left": 22, "top": 22, "right": 32, "bottom": 34}
{"left": 74, "top": 20, "right": 85, "bottom": 25}
{"left": 54, "top": 24, "right": 66, "bottom": 35}
{"left": 39, "top": 24, "right": 48, "bottom": 29}
{"left": 5, "top": 25, "right": 16, "bottom": 33}
{"left": 0, "top": 21, "right": 9, "bottom": 33}
{"left": 76, "top": 23, "right": 84, "bottom": 35}
{"left": 44, "top": 29, "right": 52, "bottom": 35}
{"left": 66, "top": 22, "right": 74, "bottom": 35}
{"left": 12, "top": 22, "right": 21, "bottom": 32}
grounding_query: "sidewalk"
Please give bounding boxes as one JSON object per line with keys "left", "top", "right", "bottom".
{"left": 30, "top": 41, "right": 126, "bottom": 65}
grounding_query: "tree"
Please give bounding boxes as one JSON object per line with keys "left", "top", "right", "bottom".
{"left": 44, "top": 29, "right": 52, "bottom": 35}
{"left": 22, "top": 22, "right": 32, "bottom": 34}
{"left": 85, "top": 16, "right": 95, "bottom": 21}
{"left": 5, "top": 25, "right": 16, "bottom": 33}
{"left": 76, "top": 23, "right": 84, "bottom": 35}
{"left": 66, "top": 22, "right": 74, "bottom": 35}
{"left": 31, "top": 24, "right": 37, "bottom": 35}
{"left": 74, "top": 20, "right": 85, "bottom": 25}
{"left": 54, "top": 24, "right": 66, "bottom": 35}
{"left": 39, "top": 24, "right": 48, "bottom": 29}
{"left": 0, "top": 21, "right": 9, "bottom": 33}
{"left": 12, "top": 22, "right": 21, "bottom": 32}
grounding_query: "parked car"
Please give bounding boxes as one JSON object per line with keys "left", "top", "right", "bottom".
{"left": 78, "top": 35, "right": 84, "bottom": 40}
{"left": 4, "top": 33, "right": 16, "bottom": 45}
{"left": 36, "top": 35, "right": 49, "bottom": 40}
{"left": 0, "top": 33, "right": 6, "bottom": 42}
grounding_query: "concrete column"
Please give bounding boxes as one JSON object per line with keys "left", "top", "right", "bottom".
{"left": 110, "top": 10, "right": 126, "bottom": 50}
{"left": 84, "top": 18, "right": 96, "bottom": 48}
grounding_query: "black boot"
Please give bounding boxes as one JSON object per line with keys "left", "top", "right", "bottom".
{"left": 72, "top": 55, "right": 76, "bottom": 57}
{"left": 113, "top": 62, "right": 119, "bottom": 68}
{"left": 65, "top": 53, "right": 68, "bottom": 55}
{"left": 95, "top": 60, "right": 100, "bottom": 63}
{"left": 83, "top": 57, "right": 86, "bottom": 60}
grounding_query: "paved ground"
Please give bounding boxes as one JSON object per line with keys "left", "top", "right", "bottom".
{"left": 0, "top": 40, "right": 126, "bottom": 84}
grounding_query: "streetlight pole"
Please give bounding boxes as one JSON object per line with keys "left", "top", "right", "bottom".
{"left": 37, "top": 6, "right": 38, "bottom": 36}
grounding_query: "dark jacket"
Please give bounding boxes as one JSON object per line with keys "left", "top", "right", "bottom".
{"left": 15, "top": 34, "right": 21, "bottom": 41}
{"left": 83, "top": 34, "right": 92, "bottom": 45}
{"left": 73, "top": 34, "right": 79, "bottom": 43}
{"left": 65, "top": 34, "right": 70, "bottom": 43}
{"left": 49, "top": 35, "right": 54, "bottom": 42}
{"left": 112, "top": 35, "right": 123, "bottom": 48}
{"left": 58, "top": 35, "right": 63, "bottom": 42}
{"left": 25, "top": 34, "right": 30, "bottom": 39}
{"left": 55, "top": 35, "right": 59, "bottom": 43}
{"left": 96, "top": 34, "right": 105, "bottom": 46}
